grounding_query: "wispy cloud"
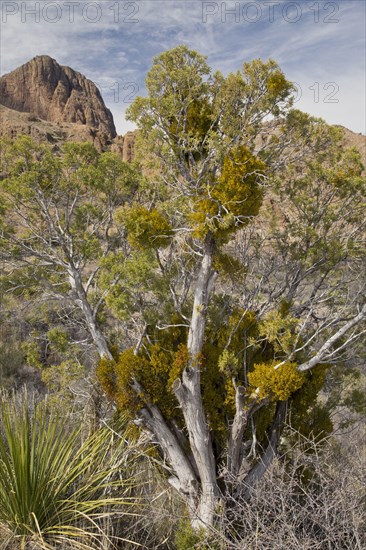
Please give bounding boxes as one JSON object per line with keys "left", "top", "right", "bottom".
{"left": 1, "top": 0, "right": 365, "bottom": 134}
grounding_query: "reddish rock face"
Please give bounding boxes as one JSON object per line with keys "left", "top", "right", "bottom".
{"left": 0, "top": 104, "right": 109, "bottom": 151}
{"left": 122, "top": 132, "right": 136, "bottom": 163}
{"left": 0, "top": 55, "right": 116, "bottom": 141}
{"left": 110, "top": 132, "right": 136, "bottom": 162}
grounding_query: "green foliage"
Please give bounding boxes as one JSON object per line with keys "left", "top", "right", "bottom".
{"left": 0, "top": 390, "right": 140, "bottom": 549}
{"left": 127, "top": 45, "right": 211, "bottom": 143}
{"left": 289, "top": 365, "right": 332, "bottom": 438}
{"left": 41, "top": 359, "right": 86, "bottom": 401}
{"left": 272, "top": 135, "right": 365, "bottom": 271}
{"left": 248, "top": 360, "right": 305, "bottom": 401}
{"left": 97, "top": 355, "right": 118, "bottom": 399}
{"left": 21, "top": 337, "right": 43, "bottom": 369}
{"left": 217, "top": 147, "right": 264, "bottom": 217}
{"left": 126, "top": 46, "right": 293, "bottom": 211}
{"left": 214, "top": 59, "right": 293, "bottom": 141}
{"left": 212, "top": 252, "right": 246, "bottom": 284}
{"left": 97, "top": 303, "right": 317, "bottom": 445}
{"left": 218, "top": 350, "right": 239, "bottom": 377}
{"left": 289, "top": 366, "right": 366, "bottom": 436}
{"left": 100, "top": 249, "right": 163, "bottom": 321}
{"left": 190, "top": 146, "right": 265, "bottom": 240}
{"left": 98, "top": 308, "right": 255, "bottom": 436}
{"left": 174, "top": 519, "right": 207, "bottom": 549}
{"left": 201, "top": 342, "right": 232, "bottom": 436}
{"left": 97, "top": 337, "right": 189, "bottom": 421}
{"left": 258, "top": 309, "right": 299, "bottom": 355}
{"left": 169, "top": 343, "right": 190, "bottom": 386}
{"left": 119, "top": 204, "right": 172, "bottom": 248}
{"left": 46, "top": 327, "right": 69, "bottom": 353}
{"left": 2, "top": 48, "right": 364, "bottom": 539}
{"left": 0, "top": 136, "right": 143, "bottom": 302}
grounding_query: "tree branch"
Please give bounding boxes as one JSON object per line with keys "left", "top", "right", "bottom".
{"left": 297, "top": 303, "right": 366, "bottom": 372}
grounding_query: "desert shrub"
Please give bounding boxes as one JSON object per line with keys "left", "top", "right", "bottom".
{"left": 212, "top": 429, "right": 366, "bottom": 549}
{"left": 0, "top": 390, "right": 143, "bottom": 549}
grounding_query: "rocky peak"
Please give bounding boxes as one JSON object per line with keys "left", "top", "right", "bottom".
{"left": 111, "top": 132, "right": 136, "bottom": 162}
{"left": 0, "top": 55, "right": 117, "bottom": 143}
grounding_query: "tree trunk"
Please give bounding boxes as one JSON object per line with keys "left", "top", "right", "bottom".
{"left": 68, "top": 269, "right": 113, "bottom": 360}
{"left": 227, "top": 385, "right": 247, "bottom": 477}
{"left": 173, "top": 235, "right": 219, "bottom": 528}
{"left": 173, "top": 376, "right": 219, "bottom": 528}
{"left": 235, "top": 400, "right": 287, "bottom": 500}
{"left": 227, "top": 390, "right": 266, "bottom": 477}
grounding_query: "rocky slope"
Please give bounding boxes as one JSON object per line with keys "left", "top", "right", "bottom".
{"left": 0, "top": 55, "right": 117, "bottom": 149}
{"left": 0, "top": 104, "right": 104, "bottom": 150}
{"left": 0, "top": 103, "right": 136, "bottom": 159}
{"left": 110, "top": 132, "right": 136, "bottom": 162}
{"left": 337, "top": 125, "right": 366, "bottom": 170}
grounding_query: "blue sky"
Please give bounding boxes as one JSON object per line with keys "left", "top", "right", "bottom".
{"left": 1, "top": 0, "right": 365, "bottom": 135}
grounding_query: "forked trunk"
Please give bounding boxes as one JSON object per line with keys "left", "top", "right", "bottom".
{"left": 235, "top": 400, "right": 287, "bottom": 500}
{"left": 173, "top": 235, "right": 220, "bottom": 528}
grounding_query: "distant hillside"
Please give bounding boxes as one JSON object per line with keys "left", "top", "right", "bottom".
{"left": 337, "top": 125, "right": 366, "bottom": 170}
{"left": 0, "top": 103, "right": 136, "bottom": 160}
{"left": 1, "top": 56, "right": 365, "bottom": 167}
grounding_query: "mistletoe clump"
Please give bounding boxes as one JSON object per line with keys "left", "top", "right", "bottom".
{"left": 190, "top": 146, "right": 265, "bottom": 240}
{"left": 248, "top": 360, "right": 305, "bottom": 401}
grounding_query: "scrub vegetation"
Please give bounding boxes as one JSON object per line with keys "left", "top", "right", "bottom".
{"left": 0, "top": 46, "right": 365, "bottom": 548}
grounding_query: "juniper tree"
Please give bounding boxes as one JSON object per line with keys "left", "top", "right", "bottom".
{"left": 99, "top": 46, "right": 365, "bottom": 527}
{"left": 1, "top": 46, "right": 365, "bottom": 530}
{"left": 0, "top": 138, "right": 143, "bottom": 361}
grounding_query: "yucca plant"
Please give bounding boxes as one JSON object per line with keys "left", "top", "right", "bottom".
{"left": 0, "top": 390, "right": 142, "bottom": 549}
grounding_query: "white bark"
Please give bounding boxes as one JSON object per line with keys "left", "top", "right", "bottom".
{"left": 187, "top": 246, "right": 217, "bottom": 360}
{"left": 227, "top": 386, "right": 265, "bottom": 477}
{"left": 130, "top": 379, "right": 199, "bottom": 509}
{"left": 235, "top": 400, "right": 287, "bottom": 500}
{"left": 173, "top": 376, "right": 219, "bottom": 528}
{"left": 227, "top": 385, "right": 247, "bottom": 477}
{"left": 68, "top": 268, "right": 113, "bottom": 360}
{"left": 297, "top": 303, "right": 366, "bottom": 372}
{"left": 172, "top": 236, "right": 220, "bottom": 528}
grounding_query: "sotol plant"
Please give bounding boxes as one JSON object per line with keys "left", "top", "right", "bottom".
{"left": 0, "top": 390, "right": 141, "bottom": 549}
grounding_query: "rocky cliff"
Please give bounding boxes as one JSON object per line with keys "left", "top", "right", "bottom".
{"left": 0, "top": 103, "right": 137, "bottom": 157}
{"left": 111, "top": 132, "right": 136, "bottom": 162}
{"left": 0, "top": 55, "right": 117, "bottom": 149}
